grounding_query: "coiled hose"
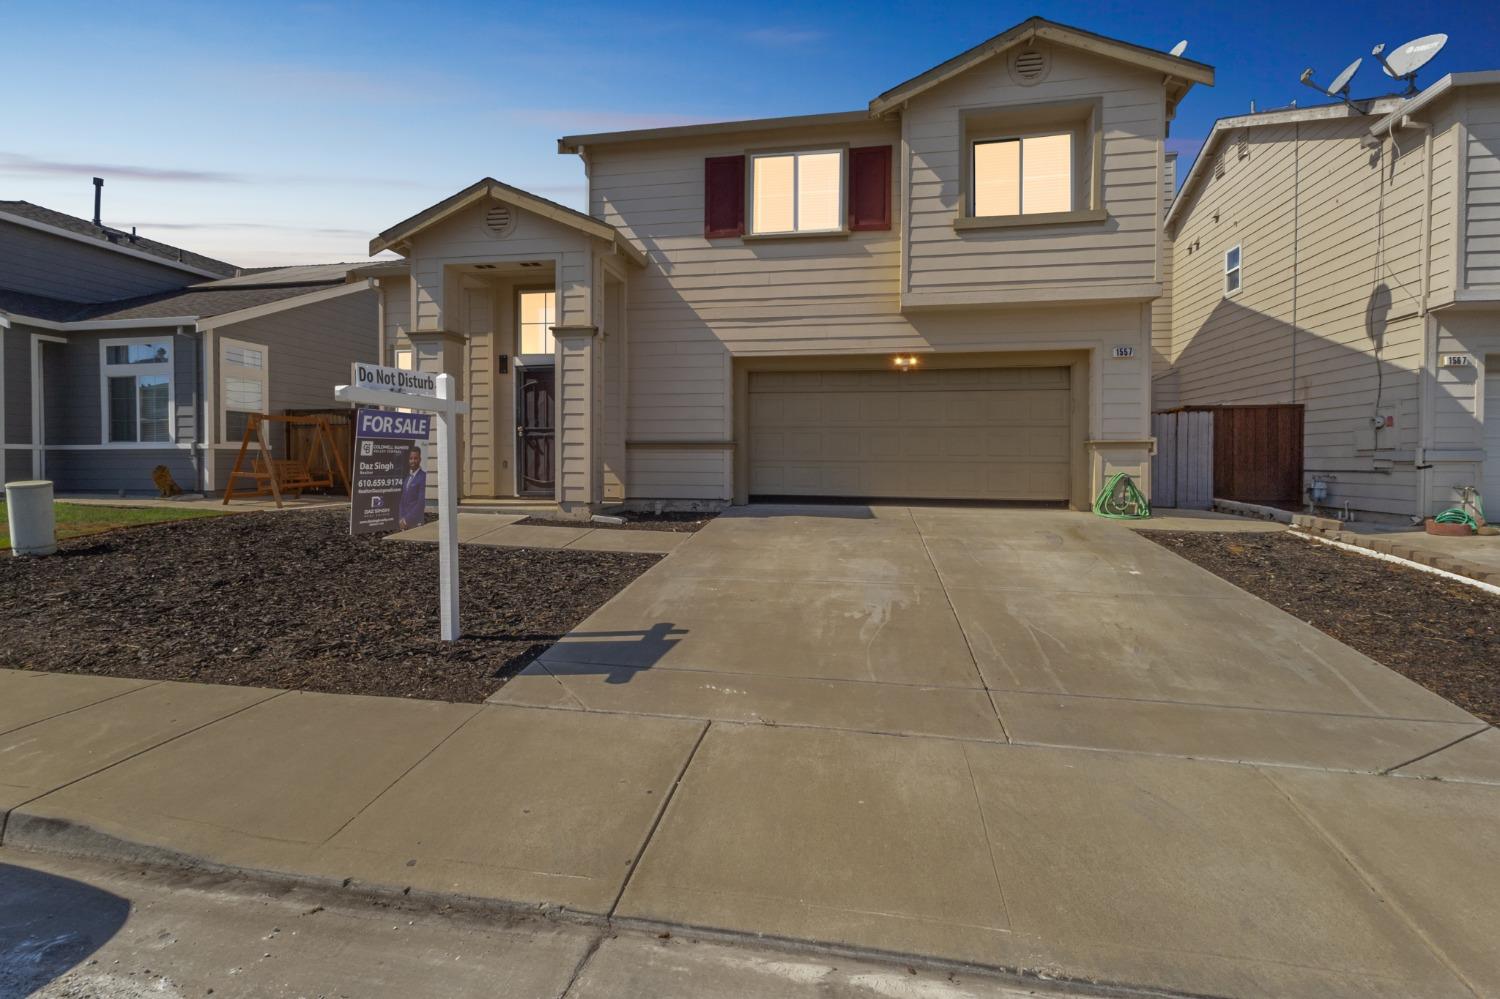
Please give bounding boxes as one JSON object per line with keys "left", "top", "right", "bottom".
{"left": 1093, "top": 472, "right": 1151, "bottom": 520}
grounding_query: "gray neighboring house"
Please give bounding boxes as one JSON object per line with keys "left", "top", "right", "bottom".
{"left": 0, "top": 200, "right": 379, "bottom": 494}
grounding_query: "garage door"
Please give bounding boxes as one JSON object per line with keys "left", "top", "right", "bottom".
{"left": 748, "top": 367, "right": 1071, "bottom": 501}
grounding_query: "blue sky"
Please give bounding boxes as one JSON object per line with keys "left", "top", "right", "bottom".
{"left": 4, "top": 1, "right": 1497, "bottom": 267}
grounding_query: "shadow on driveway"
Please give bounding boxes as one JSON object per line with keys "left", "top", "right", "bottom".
{"left": 0, "top": 862, "right": 129, "bottom": 997}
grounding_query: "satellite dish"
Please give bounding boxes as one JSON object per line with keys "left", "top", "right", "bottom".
{"left": 1298, "top": 57, "right": 1362, "bottom": 109}
{"left": 1169, "top": 40, "right": 1188, "bottom": 58}
{"left": 1372, "top": 33, "right": 1447, "bottom": 92}
{"left": 1327, "top": 58, "right": 1362, "bottom": 96}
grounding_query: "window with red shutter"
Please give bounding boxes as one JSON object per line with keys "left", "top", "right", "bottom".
{"left": 848, "top": 145, "right": 892, "bottom": 231}
{"left": 704, "top": 155, "right": 746, "bottom": 238}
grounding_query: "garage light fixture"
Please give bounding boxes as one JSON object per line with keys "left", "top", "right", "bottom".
{"left": 892, "top": 354, "right": 920, "bottom": 373}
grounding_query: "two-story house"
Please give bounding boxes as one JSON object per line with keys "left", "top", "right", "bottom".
{"left": 1159, "top": 71, "right": 1500, "bottom": 522}
{"left": 371, "top": 18, "right": 1212, "bottom": 516}
{"left": 1, "top": 196, "right": 380, "bottom": 495}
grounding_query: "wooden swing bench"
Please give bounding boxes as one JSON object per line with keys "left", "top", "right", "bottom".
{"left": 223, "top": 413, "right": 350, "bottom": 508}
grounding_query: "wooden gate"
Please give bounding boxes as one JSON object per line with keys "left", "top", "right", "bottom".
{"left": 1212, "top": 405, "right": 1303, "bottom": 504}
{"left": 1151, "top": 410, "right": 1213, "bottom": 509}
{"left": 284, "top": 409, "right": 353, "bottom": 495}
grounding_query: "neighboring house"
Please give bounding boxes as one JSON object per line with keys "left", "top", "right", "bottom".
{"left": 0, "top": 200, "right": 379, "bottom": 494}
{"left": 1158, "top": 71, "right": 1500, "bottom": 522}
{"left": 370, "top": 17, "right": 1212, "bottom": 516}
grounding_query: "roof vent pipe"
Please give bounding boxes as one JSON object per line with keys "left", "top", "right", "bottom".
{"left": 92, "top": 177, "right": 103, "bottom": 227}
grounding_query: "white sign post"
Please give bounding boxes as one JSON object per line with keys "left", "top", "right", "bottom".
{"left": 335, "top": 368, "right": 469, "bottom": 641}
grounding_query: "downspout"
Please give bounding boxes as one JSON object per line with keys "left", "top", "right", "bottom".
{"left": 1404, "top": 115, "right": 1436, "bottom": 517}
{"left": 1291, "top": 122, "right": 1299, "bottom": 405}
{"left": 184, "top": 324, "right": 204, "bottom": 494}
{"left": 376, "top": 281, "right": 387, "bottom": 365}
{"left": 0, "top": 316, "right": 8, "bottom": 475}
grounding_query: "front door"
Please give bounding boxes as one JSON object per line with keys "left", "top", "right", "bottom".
{"left": 517, "top": 367, "right": 556, "bottom": 496}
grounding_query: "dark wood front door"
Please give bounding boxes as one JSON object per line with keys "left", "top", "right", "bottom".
{"left": 518, "top": 367, "right": 556, "bottom": 495}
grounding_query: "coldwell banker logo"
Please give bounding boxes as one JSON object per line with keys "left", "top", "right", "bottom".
{"left": 354, "top": 362, "right": 437, "bottom": 397}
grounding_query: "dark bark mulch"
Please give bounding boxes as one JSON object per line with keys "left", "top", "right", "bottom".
{"left": 1142, "top": 530, "right": 1500, "bottom": 724}
{"left": 0, "top": 510, "right": 659, "bottom": 703}
{"left": 517, "top": 511, "right": 717, "bottom": 533}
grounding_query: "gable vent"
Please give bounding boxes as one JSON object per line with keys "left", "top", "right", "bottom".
{"left": 485, "top": 203, "right": 516, "bottom": 238}
{"left": 1009, "top": 48, "right": 1050, "bottom": 86}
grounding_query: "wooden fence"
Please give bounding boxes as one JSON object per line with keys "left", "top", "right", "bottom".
{"left": 284, "top": 409, "right": 353, "bottom": 495}
{"left": 1152, "top": 405, "right": 1304, "bottom": 508}
{"left": 1151, "top": 410, "right": 1213, "bottom": 509}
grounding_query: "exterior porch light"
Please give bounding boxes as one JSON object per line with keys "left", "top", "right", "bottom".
{"left": 892, "top": 354, "right": 920, "bottom": 372}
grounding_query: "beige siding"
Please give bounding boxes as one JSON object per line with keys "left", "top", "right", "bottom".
{"left": 590, "top": 110, "right": 1157, "bottom": 501}
{"left": 1166, "top": 110, "right": 1459, "bottom": 517}
{"left": 556, "top": 332, "right": 594, "bottom": 506}
{"left": 901, "top": 43, "right": 1165, "bottom": 307}
{"left": 1151, "top": 153, "right": 1177, "bottom": 403}
{"left": 380, "top": 277, "right": 412, "bottom": 361}
{"left": 463, "top": 285, "right": 495, "bottom": 496}
{"left": 408, "top": 209, "right": 591, "bottom": 333}
{"left": 1464, "top": 86, "right": 1500, "bottom": 290}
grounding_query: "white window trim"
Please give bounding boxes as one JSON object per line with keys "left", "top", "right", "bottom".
{"left": 748, "top": 148, "right": 847, "bottom": 236}
{"left": 219, "top": 335, "right": 270, "bottom": 444}
{"left": 970, "top": 129, "right": 1075, "bottom": 218}
{"left": 1225, "top": 244, "right": 1243, "bottom": 297}
{"left": 517, "top": 288, "right": 558, "bottom": 362}
{"left": 99, "top": 336, "right": 176, "bottom": 446}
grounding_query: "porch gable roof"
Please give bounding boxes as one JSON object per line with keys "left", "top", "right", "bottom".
{"left": 370, "top": 177, "right": 646, "bottom": 266}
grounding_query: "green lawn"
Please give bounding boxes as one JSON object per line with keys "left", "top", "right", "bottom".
{"left": 0, "top": 501, "right": 228, "bottom": 550}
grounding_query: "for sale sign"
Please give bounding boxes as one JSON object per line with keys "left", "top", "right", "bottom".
{"left": 351, "top": 407, "right": 432, "bottom": 535}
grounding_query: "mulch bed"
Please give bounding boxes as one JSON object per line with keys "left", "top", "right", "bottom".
{"left": 1142, "top": 530, "right": 1500, "bottom": 724}
{"left": 517, "top": 511, "right": 717, "bottom": 533}
{"left": 0, "top": 510, "right": 659, "bottom": 703}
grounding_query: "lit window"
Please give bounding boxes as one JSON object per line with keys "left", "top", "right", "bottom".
{"left": 393, "top": 348, "right": 414, "bottom": 370}
{"left": 101, "top": 339, "right": 173, "bottom": 443}
{"left": 220, "top": 337, "right": 268, "bottom": 443}
{"left": 972, "top": 133, "right": 1072, "bottom": 216}
{"left": 519, "top": 290, "right": 556, "bottom": 355}
{"left": 1225, "top": 245, "right": 1242, "bottom": 296}
{"left": 750, "top": 149, "right": 843, "bottom": 234}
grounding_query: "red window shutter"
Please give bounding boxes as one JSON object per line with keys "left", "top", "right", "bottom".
{"left": 704, "top": 155, "right": 746, "bottom": 238}
{"left": 848, "top": 145, "right": 892, "bottom": 231}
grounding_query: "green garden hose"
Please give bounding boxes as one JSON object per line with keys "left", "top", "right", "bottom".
{"left": 1434, "top": 494, "right": 1484, "bottom": 533}
{"left": 1093, "top": 472, "right": 1151, "bottom": 520}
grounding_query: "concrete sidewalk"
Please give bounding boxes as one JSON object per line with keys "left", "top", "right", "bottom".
{"left": 3, "top": 667, "right": 1498, "bottom": 997}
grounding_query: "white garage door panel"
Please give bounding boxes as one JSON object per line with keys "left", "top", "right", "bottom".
{"left": 748, "top": 367, "right": 1071, "bottom": 501}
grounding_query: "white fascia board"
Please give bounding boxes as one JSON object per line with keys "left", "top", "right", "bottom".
{"left": 3, "top": 313, "right": 200, "bottom": 331}
{"left": 197, "top": 279, "right": 374, "bottom": 331}
{"left": 0, "top": 212, "right": 229, "bottom": 280}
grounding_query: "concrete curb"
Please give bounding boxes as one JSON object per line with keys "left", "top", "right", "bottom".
{"left": 1212, "top": 498, "right": 1293, "bottom": 524}
{"left": 0, "top": 813, "right": 1208, "bottom": 999}
{"left": 1290, "top": 523, "right": 1499, "bottom": 586}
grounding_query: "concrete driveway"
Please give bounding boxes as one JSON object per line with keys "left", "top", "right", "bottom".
{"left": 497, "top": 504, "right": 1482, "bottom": 772}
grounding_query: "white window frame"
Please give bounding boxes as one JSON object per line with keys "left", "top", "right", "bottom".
{"left": 517, "top": 287, "right": 557, "bottom": 361}
{"left": 748, "top": 148, "right": 847, "bottom": 236}
{"left": 219, "top": 336, "right": 270, "bottom": 444}
{"left": 970, "top": 130, "right": 1074, "bottom": 218}
{"left": 99, "top": 336, "right": 175, "bottom": 447}
{"left": 1224, "top": 244, "right": 1243, "bottom": 297}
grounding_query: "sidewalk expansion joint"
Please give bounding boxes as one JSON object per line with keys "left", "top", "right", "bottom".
{"left": 0, "top": 686, "right": 288, "bottom": 847}
{"left": 606, "top": 718, "right": 711, "bottom": 918}
{"left": 1256, "top": 767, "right": 1484, "bottom": 998}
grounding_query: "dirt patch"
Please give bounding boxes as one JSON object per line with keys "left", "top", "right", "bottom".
{"left": 0, "top": 510, "right": 658, "bottom": 703}
{"left": 1143, "top": 530, "right": 1500, "bottom": 724}
{"left": 517, "top": 511, "right": 716, "bottom": 533}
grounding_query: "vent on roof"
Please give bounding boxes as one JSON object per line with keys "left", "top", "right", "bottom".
{"left": 1237, "top": 129, "right": 1250, "bottom": 160}
{"left": 1214, "top": 154, "right": 1226, "bottom": 180}
{"left": 1008, "top": 47, "right": 1050, "bottom": 86}
{"left": 485, "top": 204, "right": 516, "bottom": 238}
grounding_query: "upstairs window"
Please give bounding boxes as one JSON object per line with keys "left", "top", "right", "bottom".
{"left": 220, "top": 337, "right": 268, "bottom": 443}
{"left": 1225, "top": 245, "right": 1242, "bottom": 296}
{"left": 750, "top": 149, "right": 843, "bottom": 235}
{"left": 101, "top": 338, "right": 173, "bottom": 444}
{"left": 519, "top": 289, "right": 557, "bottom": 355}
{"left": 972, "top": 133, "right": 1073, "bottom": 217}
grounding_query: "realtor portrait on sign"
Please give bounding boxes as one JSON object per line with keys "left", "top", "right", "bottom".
{"left": 400, "top": 444, "right": 427, "bottom": 530}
